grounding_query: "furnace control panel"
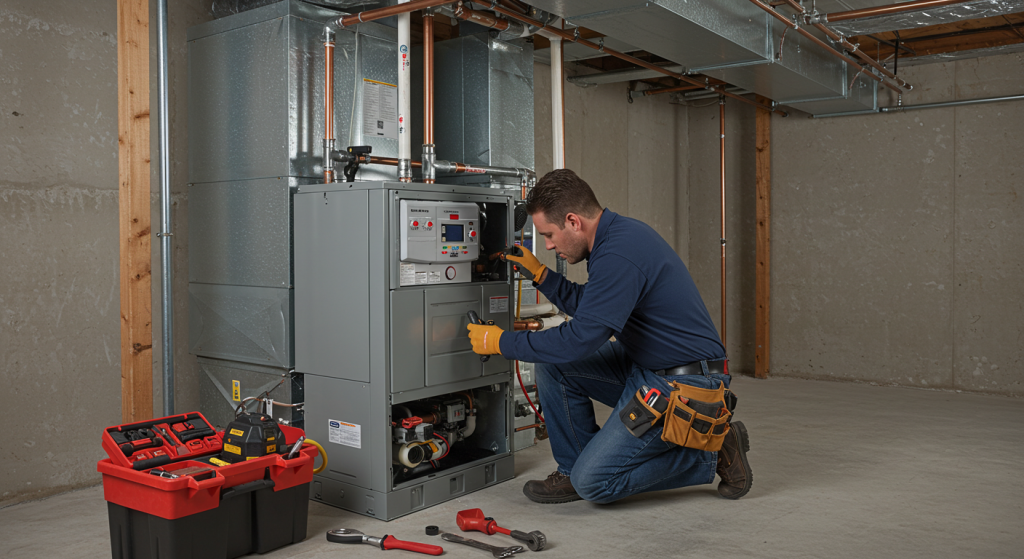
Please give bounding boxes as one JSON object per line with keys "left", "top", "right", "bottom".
{"left": 400, "top": 200, "right": 480, "bottom": 286}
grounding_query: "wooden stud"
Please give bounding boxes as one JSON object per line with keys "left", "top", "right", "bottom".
{"left": 118, "top": 0, "right": 153, "bottom": 422}
{"left": 754, "top": 95, "right": 772, "bottom": 380}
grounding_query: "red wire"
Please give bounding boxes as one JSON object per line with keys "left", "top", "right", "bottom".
{"left": 516, "top": 360, "right": 544, "bottom": 423}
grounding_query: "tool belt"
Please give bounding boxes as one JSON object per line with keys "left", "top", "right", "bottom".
{"left": 619, "top": 380, "right": 736, "bottom": 452}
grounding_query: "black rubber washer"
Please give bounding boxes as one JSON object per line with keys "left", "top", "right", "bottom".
{"left": 425, "top": 525, "right": 440, "bottom": 536}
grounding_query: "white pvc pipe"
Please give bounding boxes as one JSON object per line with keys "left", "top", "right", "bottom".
{"left": 549, "top": 36, "right": 565, "bottom": 169}
{"left": 398, "top": 0, "right": 412, "bottom": 180}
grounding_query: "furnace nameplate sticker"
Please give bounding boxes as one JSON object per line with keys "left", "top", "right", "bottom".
{"left": 429, "top": 271, "right": 441, "bottom": 283}
{"left": 362, "top": 79, "right": 398, "bottom": 140}
{"left": 400, "top": 263, "right": 415, "bottom": 286}
{"left": 489, "top": 296, "right": 509, "bottom": 313}
{"left": 328, "top": 419, "right": 361, "bottom": 449}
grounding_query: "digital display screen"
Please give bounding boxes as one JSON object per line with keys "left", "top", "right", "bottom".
{"left": 444, "top": 224, "right": 464, "bottom": 242}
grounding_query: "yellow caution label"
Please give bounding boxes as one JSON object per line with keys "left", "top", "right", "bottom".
{"left": 209, "top": 458, "right": 230, "bottom": 467}
{"left": 232, "top": 380, "right": 240, "bottom": 402}
{"left": 267, "top": 436, "right": 275, "bottom": 442}
{"left": 266, "top": 445, "right": 277, "bottom": 453}
{"left": 223, "top": 443, "right": 241, "bottom": 455}
{"left": 229, "top": 429, "right": 244, "bottom": 437}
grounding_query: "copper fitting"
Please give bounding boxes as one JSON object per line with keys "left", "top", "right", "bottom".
{"left": 514, "top": 320, "right": 542, "bottom": 331}
{"left": 455, "top": 3, "right": 511, "bottom": 30}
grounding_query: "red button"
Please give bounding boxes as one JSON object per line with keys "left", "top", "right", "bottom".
{"left": 412, "top": 220, "right": 419, "bottom": 227}
{"left": 450, "top": 214, "right": 459, "bottom": 220}
{"left": 427, "top": 221, "right": 433, "bottom": 227}
{"left": 442, "top": 251, "right": 448, "bottom": 254}
{"left": 462, "top": 251, "right": 468, "bottom": 254}
{"left": 470, "top": 231, "right": 477, "bottom": 238}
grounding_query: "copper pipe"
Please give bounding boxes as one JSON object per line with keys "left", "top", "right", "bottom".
{"left": 719, "top": 98, "right": 727, "bottom": 348}
{"left": 514, "top": 320, "right": 542, "bottom": 331}
{"left": 644, "top": 84, "right": 705, "bottom": 96}
{"left": 515, "top": 423, "right": 541, "bottom": 432}
{"left": 323, "top": 34, "right": 335, "bottom": 184}
{"left": 369, "top": 156, "right": 423, "bottom": 168}
{"left": 423, "top": 11, "right": 435, "bottom": 183}
{"left": 336, "top": 0, "right": 451, "bottom": 27}
{"left": 416, "top": 412, "right": 440, "bottom": 424}
{"left": 490, "top": 5, "right": 788, "bottom": 116}
{"left": 455, "top": 3, "right": 511, "bottom": 30}
{"left": 747, "top": 0, "right": 904, "bottom": 93}
{"left": 823, "top": 0, "right": 971, "bottom": 23}
{"left": 777, "top": 0, "right": 804, "bottom": 11}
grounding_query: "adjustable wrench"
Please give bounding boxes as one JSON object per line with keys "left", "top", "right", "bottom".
{"left": 441, "top": 533, "right": 525, "bottom": 558}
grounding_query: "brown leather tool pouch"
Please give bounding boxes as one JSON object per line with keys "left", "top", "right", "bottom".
{"left": 618, "top": 385, "right": 669, "bottom": 437}
{"left": 661, "top": 381, "right": 732, "bottom": 452}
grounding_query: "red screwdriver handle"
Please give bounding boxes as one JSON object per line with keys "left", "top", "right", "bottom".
{"left": 381, "top": 535, "right": 444, "bottom": 555}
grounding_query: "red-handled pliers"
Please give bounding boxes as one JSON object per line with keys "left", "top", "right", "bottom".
{"left": 327, "top": 529, "right": 443, "bottom": 555}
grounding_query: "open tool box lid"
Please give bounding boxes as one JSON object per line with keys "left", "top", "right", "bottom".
{"left": 98, "top": 413, "right": 318, "bottom": 520}
{"left": 101, "top": 412, "right": 224, "bottom": 470}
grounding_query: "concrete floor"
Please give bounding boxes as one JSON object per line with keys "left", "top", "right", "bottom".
{"left": 2, "top": 376, "right": 1021, "bottom": 559}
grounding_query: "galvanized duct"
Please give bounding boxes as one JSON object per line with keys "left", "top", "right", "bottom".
{"left": 527, "top": 0, "right": 853, "bottom": 113}
{"left": 822, "top": 0, "right": 1024, "bottom": 36}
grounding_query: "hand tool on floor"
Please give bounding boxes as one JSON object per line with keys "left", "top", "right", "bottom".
{"left": 326, "top": 529, "right": 443, "bottom": 555}
{"left": 456, "top": 508, "right": 547, "bottom": 551}
{"left": 441, "top": 533, "right": 525, "bottom": 558}
{"left": 467, "top": 310, "right": 490, "bottom": 363}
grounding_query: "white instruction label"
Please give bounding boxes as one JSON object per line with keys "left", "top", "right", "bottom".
{"left": 489, "top": 296, "right": 509, "bottom": 313}
{"left": 415, "top": 271, "right": 428, "bottom": 285}
{"left": 429, "top": 271, "right": 441, "bottom": 284}
{"left": 328, "top": 419, "right": 361, "bottom": 449}
{"left": 400, "top": 263, "right": 415, "bottom": 286}
{"left": 362, "top": 79, "right": 398, "bottom": 139}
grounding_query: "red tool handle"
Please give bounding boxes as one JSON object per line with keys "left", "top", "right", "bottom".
{"left": 381, "top": 536, "right": 443, "bottom": 555}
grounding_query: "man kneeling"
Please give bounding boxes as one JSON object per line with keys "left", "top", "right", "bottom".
{"left": 466, "top": 169, "right": 752, "bottom": 504}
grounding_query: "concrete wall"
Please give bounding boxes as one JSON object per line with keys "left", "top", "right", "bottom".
{"left": 533, "top": 61, "right": 690, "bottom": 283}
{"left": 687, "top": 52, "right": 1024, "bottom": 394}
{"left": 0, "top": 0, "right": 211, "bottom": 507}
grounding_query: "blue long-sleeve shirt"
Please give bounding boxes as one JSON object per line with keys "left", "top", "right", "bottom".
{"left": 498, "top": 209, "right": 725, "bottom": 370}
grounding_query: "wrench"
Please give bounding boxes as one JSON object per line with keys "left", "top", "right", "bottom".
{"left": 441, "top": 533, "right": 525, "bottom": 558}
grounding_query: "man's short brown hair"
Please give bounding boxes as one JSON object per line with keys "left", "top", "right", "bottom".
{"left": 525, "top": 169, "right": 602, "bottom": 228}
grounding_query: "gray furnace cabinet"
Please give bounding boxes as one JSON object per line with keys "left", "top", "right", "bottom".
{"left": 294, "top": 181, "right": 517, "bottom": 520}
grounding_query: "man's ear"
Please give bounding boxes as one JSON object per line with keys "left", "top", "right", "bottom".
{"left": 565, "top": 212, "right": 582, "bottom": 232}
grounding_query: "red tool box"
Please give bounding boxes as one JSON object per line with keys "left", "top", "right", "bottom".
{"left": 97, "top": 412, "right": 318, "bottom": 559}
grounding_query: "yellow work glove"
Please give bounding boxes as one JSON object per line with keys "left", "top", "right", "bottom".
{"left": 466, "top": 323, "right": 504, "bottom": 355}
{"left": 504, "top": 246, "right": 547, "bottom": 281}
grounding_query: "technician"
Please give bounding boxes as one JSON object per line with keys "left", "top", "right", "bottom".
{"left": 466, "top": 169, "right": 752, "bottom": 504}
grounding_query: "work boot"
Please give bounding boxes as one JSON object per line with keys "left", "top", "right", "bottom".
{"left": 522, "top": 471, "right": 582, "bottom": 504}
{"left": 716, "top": 421, "right": 752, "bottom": 499}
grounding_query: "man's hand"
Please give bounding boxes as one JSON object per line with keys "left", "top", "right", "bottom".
{"left": 505, "top": 246, "right": 547, "bottom": 282}
{"left": 467, "top": 323, "right": 504, "bottom": 355}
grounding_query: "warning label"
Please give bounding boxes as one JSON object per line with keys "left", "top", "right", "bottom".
{"left": 489, "top": 296, "right": 509, "bottom": 313}
{"left": 362, "top": 79, "right": 398, "bottom": 140}
{"left": 329, "top": 419, "right": 361, "bottom": 449}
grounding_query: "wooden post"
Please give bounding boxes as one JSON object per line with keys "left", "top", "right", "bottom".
{"left": 754, "top": 95, "right": 771, "bottom": 379}
{"left": 118, "top": 0, "right": 154, "bottom": 422}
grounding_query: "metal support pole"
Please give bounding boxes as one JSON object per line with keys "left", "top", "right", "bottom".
{"left": 156, "top": 0, "right": 174, "bottom": 415}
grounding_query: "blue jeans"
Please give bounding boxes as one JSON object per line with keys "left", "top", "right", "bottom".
{"left": 535, "top": 341, "right": 730, "bottom": 504}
